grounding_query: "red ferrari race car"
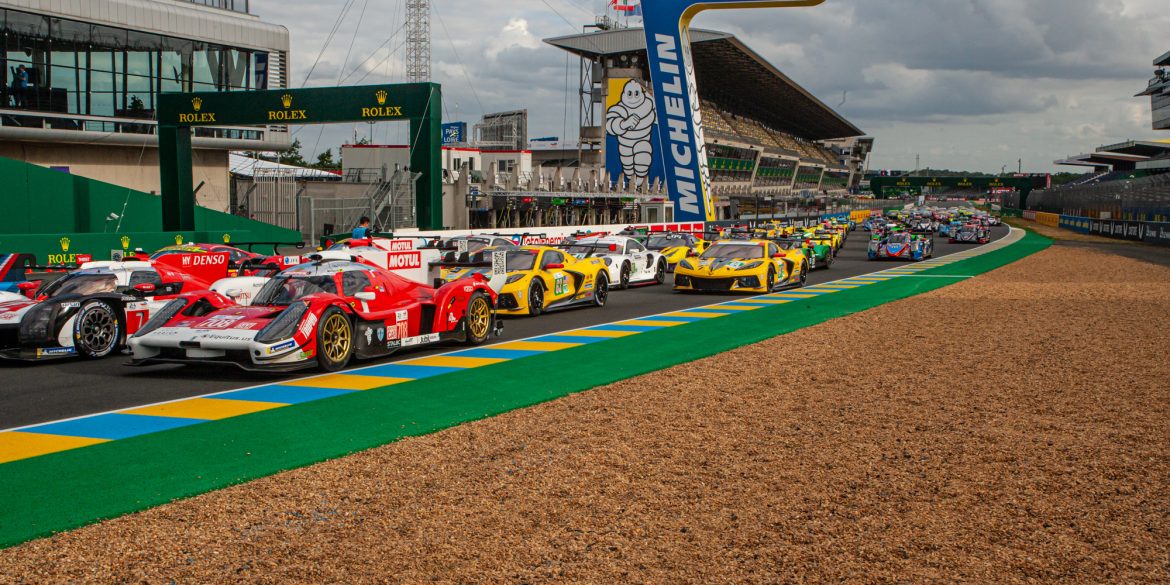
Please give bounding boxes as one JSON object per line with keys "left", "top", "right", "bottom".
{"left": 0, "top": 253, "right": 232, "bottom": 361}
{"left": 129, "top": 257, "right": 503, "bottom": 372}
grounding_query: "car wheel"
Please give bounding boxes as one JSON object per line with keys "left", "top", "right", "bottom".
{"left": 74, "top": 300, "right": 121, "bottom": 359}
{"left": 593, "top": 272, "right": 609, "bottom": 306}
{"left": 619, "top": 262, "right": 631, "bottom": 289}
{"left": 799, "top": 263, "right": 808, "bottom": 287}
{"left": 824, "top": 252, "right": 833, "bottom": 268}
{"left": 654, "top": 259, "right": 666, "bottom": 284}
{"left": 527, "top": 281, "right": 544, "bottom": 317}
{"left": 766, "top": 267, "right": 776, "bottom": 291}
{"left": 316, "top": 307, "right": 353, "bottom": 372}
{"left": 464, "top": 291, "right": 492, "bottom": 345}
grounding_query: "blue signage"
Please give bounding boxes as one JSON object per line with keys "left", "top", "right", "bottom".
{"left": 442, "top": 122, "right": 466, "bottom": 145}
{"left": 639, "top": 0, "right": 825, "bottom": 222}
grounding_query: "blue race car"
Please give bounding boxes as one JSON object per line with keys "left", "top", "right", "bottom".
{"left": 868, "top": 231, "right": 933, "bottom": 261}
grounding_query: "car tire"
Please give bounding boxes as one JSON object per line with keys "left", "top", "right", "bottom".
{"left": 73, "top": 300, "right": 122, "bottom": 359}
{"left": 766, "top": 267, "right": 776, "bottom": 291}
{"left": 464, "top": 291, "right": 492, "bottom": 345}
{"left": 799, "top": 263, "right": 808, "bottom": 287}
{"left": 619, "top": 262, "right": 630, "bottom": 289}
{"left": 593, "top": 272, "right": 609, "bottom": 306}
{"left": 527, "top": 281, "right": 544, "bottom": 317}
{"left": 654, "top": 259, "right": 666, "bottom": 284}
{"left": 824, "top": 252, "right": 833, "bottom": 268}
{"left": 316, "top": 307, "right": 353, "bottom": 372}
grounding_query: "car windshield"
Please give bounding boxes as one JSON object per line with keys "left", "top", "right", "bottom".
{"left": 38, "top": 272, "right": 118, "bottom": 298}
{"left": 506, "top": 250, "right": 538, "bottom": 271}
{"left": 702, "top": 244, "right": 763, "bottom": 260}
{"left": 887, "top": 233, "right": 911, "bottom": 244}
{"left": 253, "top": 275, "right": 338, "bottom": 306}
{"left": 563, "top": 243, "right": 615, "bottom": 257}
{"left": 774, "top": 240, "right": 802, "bottom": 250}
{"left": 647, "top": 236, "right": 684, "bottom": 249}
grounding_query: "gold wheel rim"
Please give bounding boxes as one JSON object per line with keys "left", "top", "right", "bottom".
{"left": 468, "top": 297, "right": 490, "bottom": 338}
{"left": 321, "top": 313, "right": 351, "bottom": 362}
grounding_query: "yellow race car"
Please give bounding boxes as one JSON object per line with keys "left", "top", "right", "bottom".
{"left": 673, "top": 239, "right": 808, "bottom": 293}
{"left": 643, "top": 232, "right": 710, "bottom": 272}
{"left": 445, "top": 246, "right": 610, "bottom": 316}
{"left": 803, "top": 228, "right": 842, "bottom": 255}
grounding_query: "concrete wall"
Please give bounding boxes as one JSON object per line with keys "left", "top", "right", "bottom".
{"left": 0, "top": 142, "right": 231, "bottom": 212}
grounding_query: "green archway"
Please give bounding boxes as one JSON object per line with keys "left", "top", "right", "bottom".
{"left": 869, "top": 175, "right": 1035, "bottom": 206}
{"left": 157, "top": 83, "right": 442, "bottom": 231}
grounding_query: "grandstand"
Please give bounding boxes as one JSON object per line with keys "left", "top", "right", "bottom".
{"left": 544, "top": 27, "right": 866, "bottom": 219}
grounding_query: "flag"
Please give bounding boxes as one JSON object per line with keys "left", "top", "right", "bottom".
{"left": 611, "top": 0, "right": 638, "bottom": 12}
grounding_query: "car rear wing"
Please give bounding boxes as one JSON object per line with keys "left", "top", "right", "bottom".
{"left": 427, "top": 249, "right": 509, "bottom": 294}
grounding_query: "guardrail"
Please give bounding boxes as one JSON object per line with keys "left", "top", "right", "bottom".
{"left": 1047, "top": 214, "right": 1170, "bottom": 246}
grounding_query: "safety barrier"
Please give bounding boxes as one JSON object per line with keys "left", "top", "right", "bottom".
{"left": 1034, "top": 211, "right": 1061, "bottom": 227}
{"left": 1055, "top": 214, "right": 1170, "bottom": 246}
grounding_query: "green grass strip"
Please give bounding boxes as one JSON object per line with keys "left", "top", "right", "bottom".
{"left": 0, "top": 230, "right": 1050, "bottom": 548}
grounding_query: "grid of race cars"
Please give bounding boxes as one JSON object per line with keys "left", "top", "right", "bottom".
{"left": 0, "top": 208, "right": 1000, "bottom": 373}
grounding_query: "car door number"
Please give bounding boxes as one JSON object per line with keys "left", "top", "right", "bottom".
{"left": 553, "top": 272, "right": 568, "bottom": 295}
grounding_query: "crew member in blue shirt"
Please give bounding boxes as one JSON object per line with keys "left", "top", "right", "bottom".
{"left": 352, "top": 216, "right": 371, "bottom": 239}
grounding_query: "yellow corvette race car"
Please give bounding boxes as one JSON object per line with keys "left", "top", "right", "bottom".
{"left": 673, "top": 239, "right": 808, "bottom": 293}
{"left": 444, "top": 246, "right": 610, "bottom": 316}
{"left": 643, "top": 232, "right": 709, "bottom": 271}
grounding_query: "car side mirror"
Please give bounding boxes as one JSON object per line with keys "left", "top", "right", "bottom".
{"left": 354, "top": 291, "right": 376, "bottom": 301}
{"left": 544, "top": 263, "right": 565, "bottom": 270}
{"left": 771, "top": 253, "right": 784, "bottom": 258}
{"left": 134, "top": 283, "right": 156, "bottom": 294}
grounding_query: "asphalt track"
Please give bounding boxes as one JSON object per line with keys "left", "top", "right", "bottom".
{"left": 0, "top": 226, "right": 1010, "bottom": 429}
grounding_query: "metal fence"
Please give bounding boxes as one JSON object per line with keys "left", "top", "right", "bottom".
{"left": 1028, "top": 173, "right": 1170, "bottom": 220}
{"left": 249, "top": 169, "right": 299, "bottom": 230}
{"left": 298, "top": 197, "right": 372, "bottom": 244}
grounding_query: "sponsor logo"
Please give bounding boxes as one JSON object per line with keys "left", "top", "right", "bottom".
{"left": 267, "top": 340, "right": 296, "bottom": 354}
{"left": 37, "top": 347, "right": 76, "bottom": 357}
{"left": 192, "top": 97, "right": 203, "bottom": 112}
{"left": 395, "top": 310, "right": 409, "bottom": 321}
{"left": 386, "top": 239, "right": 415, "bottom": 251}
{"left": 463, "top": 285, "right": 473, "bottom": 293}
{"left": 59, "top": 237, "right": 71, "bottom": 252}
{"left": 234, "top": 321, "right": 259, "bottom": 330}
{"left": 61, "top": 302, "right": 81, "bottom": 309}
{"left": 401, "top": 333, "right": 440, "bottom": 347}
{"left": 199, "top": 332, "right": 258, "bottom": 342}
{"left": 364, "top": 327, "right": 374, "bottom": 345}
{"left": 377, "top": 327, "right": 385, "bottom": 341}
{"left": 384, "top": 251, "right": 422, "bottom": 270}
{"left": 386, "top": 339, "right": 402, "bottom": 350}
{"left": 298, "top": 312, "right": 318, "bottom": 339}
{"left": 268, "top": 94, "right": 307, "bottom": 121}
{"left": 180, "top": 254, "right": 228, "bottom": 267}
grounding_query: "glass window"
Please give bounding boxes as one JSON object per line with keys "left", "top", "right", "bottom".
{"left": 128, "top": 270, "right": 163, "bottom": 287}
{"left": 341, "top": 271, "right": 372, "bottom": 296}
{"left": 627, "top": 239, "right": 645, "bottom": 252}
{"left": 540, "top": 250, "right": 565, "bottom": 269}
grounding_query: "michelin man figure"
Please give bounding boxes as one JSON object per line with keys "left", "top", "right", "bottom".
{"left": 606, "top": 79, "right": 656, "bottom": 188}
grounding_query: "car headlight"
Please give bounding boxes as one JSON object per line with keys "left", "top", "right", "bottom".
{"left": 505, "top": 273, "right": 525, "bottom": 285}
{"left": 739, "top": 261, "right": 763, "bottom": 270}
{"left": 256, "top": 302, "right": 309, "bottom": 344}
{"left": 18, "top": 303, "right": 55, "bottom": 342}
{"left": 679, "top": 259, "right": 694, "bottom": 271}
{"left": 603, "top": 257, "right": 612, "bottom": 266}
{"left": 134, "top": 299, "right": 186, "bottom": 337}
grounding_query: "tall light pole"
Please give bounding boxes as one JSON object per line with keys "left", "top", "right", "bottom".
{"left": 405, "top": 0, "right": 431, "bottom": 82}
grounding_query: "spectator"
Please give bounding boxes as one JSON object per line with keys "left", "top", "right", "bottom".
{"left": 352, "top": 216, "right": 371, "bottom": 239}
{"left": 13, "top": 65, "right": 29, "bottom": 108}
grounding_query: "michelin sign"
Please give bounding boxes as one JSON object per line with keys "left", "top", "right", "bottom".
{"left": 638, "top": 0, "right": 824, "bottom": 222}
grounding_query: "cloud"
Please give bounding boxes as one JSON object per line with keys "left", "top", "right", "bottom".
{"left": 252, "top": 0, "right": 1169, "bottom": 173}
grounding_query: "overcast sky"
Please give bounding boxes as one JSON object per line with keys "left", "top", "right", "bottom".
{"left": 251, "top": 0, "right": 1169, "bottom": 173}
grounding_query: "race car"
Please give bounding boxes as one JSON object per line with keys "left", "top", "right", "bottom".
{"left": 560, "top": 235, "right": 666, "bottom": 289}
{"left": 949, "top": 224, "right": 990, "bottom": 244}
{"left": 486, "top": 246, "right": 610, "bottom": 316}
{"left": 642, "top": 232, "right": 709, "bottom": 272}
{"left": 129, "top": 258, "right": 501, "bottom": 372}
{"left": 868, "top": 231, "right": 933, "bottom": 261}
{"left": 775, "top": 236, "right": 833, "bottom": 270}
{"left": 803, "top": 228, "right": 842, "bottom": 256}
{"left": 0, "top": 253, "right": 231, "bottom": 361}
{"left": 0, "top": 254, "right": 38, "bottom": 296}
{"left": 938, "top": 220, "right": 964, "bottom": 238}
{"left": 674, "top": 239, "right": 808, "bottom": 293}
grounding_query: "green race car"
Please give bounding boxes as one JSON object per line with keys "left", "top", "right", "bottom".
{"left": 773, "top": 237, "right": 833, "bottom": 269}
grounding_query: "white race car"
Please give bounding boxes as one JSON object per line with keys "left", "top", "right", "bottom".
{"left": 560, "top": 235, "right": 667, "bottom": 289}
